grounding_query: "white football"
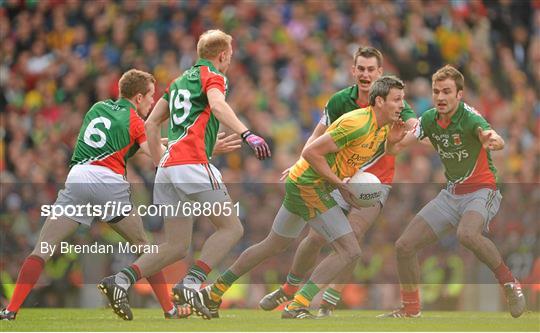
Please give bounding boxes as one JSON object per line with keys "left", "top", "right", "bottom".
{"left": 348, "top": 171, "right": 382, "bottom": 207}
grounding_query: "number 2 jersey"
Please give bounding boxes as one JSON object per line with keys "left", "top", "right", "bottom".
{"left": 159, "top": 59, "right": 227, "bottom": 167}
{"left": 414, "top": 101, "right": 497, "bottom": 194}
{"left": 70, "top": 98, "right": 146, "bottom": 176}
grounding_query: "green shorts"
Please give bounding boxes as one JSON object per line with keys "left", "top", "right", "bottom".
{"left": 282, "top": 178, "right": 337, "bottom": 221}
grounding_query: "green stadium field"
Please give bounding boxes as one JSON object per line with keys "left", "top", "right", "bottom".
{"left": 1, "top": 309, "right": 538, "bottom": 332}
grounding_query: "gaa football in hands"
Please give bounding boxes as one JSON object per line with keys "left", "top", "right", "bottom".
{"left": 348, "top": 171, "right": 382, "bottom": 207}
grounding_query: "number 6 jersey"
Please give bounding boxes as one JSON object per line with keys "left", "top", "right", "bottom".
{"left": 70, "top": 98, "right": 146, "bottom": 176}
{"left": 159, "top": 59, "right": 228, "bottom": 167}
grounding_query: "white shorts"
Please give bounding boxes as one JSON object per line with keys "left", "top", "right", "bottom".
{"left": 418, "top": 188, "right": 502, "bottom": 237}
{"left": 331, "top": 184, "right": 392, "bottom": 211}
{"left": 153, "top": 163, "right": 231, "bottom": 217}
{"left": 271, "top": 205, "right": 353, "bottom": 242}
{"left": 53, "top": 165, "right": 132, "bottom": 226}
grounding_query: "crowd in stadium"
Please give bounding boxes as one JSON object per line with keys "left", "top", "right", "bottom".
{"left": 1, "top": 0, "right": 539, "bottom": 311}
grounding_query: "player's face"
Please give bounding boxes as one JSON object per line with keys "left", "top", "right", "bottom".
{"left": 432, "top": 78, "right": 463, "bottom": 115}
{"left": 351, "top": 56, "right": 383, "bottom": 93}
{"left": 137, "top": 83, "right": 156, "bottom": 118}
{"left": 219, "top": 45, "right": 233, "bottom": 73}
{"left": 380, "top": 88, "right": 405, "bottom": 123}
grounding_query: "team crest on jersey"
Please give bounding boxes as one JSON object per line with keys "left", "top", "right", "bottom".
{"left": 452, "top": 133, "right": 462, "bottom": 145}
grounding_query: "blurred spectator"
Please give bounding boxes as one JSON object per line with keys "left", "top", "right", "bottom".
{"left": 1, "top": 0, "right": 538, "bottom": 311}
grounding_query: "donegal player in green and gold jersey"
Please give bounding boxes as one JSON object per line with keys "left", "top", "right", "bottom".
{"left": 199, "top": 76, "right": 409, "bottom": 320}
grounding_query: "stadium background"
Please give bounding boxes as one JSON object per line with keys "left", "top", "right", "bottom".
{"left": 0, "top": 0, "right": 538, "bottom": 314}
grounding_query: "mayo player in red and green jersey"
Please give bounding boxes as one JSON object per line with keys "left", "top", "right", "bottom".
{"left": 1, "top": 70, "right": 187, "bottom": 321}
{"left": 379, "top": 65, "right": 525, "bottom": 319}
{"left": 260, "top": 47, "right": 418, "bottom": 317}
{"left": 109, "top": 30, "right": 270, "bottom": 320}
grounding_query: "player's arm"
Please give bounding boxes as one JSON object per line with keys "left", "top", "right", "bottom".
{"left": 302, "top": 122, "right": 328, "bottom": 152}
{"left": 207, "top": 88, "right": 270, "bottom": 160}
{"left": 302, "top": 133, "right": 362, "bottom": 209}
{"left": 145, "top": 98, "right": 169, "bottom": 166}
{"left": 477, "top": 127, "right": 504, "bottom": 151}
{"left": 301, "top": 134, "right": 342, "bottom": 186}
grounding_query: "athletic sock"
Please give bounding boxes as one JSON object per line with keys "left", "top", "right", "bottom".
{"left": 288, "top": 280, "right": 320, "bottom": 310}
{"left": 209, "top": 269, "right": 238, "bottom": 302}
{"left": 116, "top": 265, "right": 141, "bottom": 290}
{"left": 183, "top": 260, "right": 211, "bottom": 290}
{"left": 321, "top": 287, "right": 341, "bottom": 309}
{"left": 493, "top": 262, "right": 515, "bottom": 286}
{"left": 282, "top": 272, "right": 302, "bottom": 297}
{"left": 401, "top": 289, "right": 420, "bottom": 314}
{"left": 147, "top": 270, "right": 174, "bottom": 312}
{"left": 7, "top": 255, "right": 45, "bottom": 312}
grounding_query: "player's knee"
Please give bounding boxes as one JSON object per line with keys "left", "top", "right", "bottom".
{"left": 341, "top": 247, "right": 362, "bottom": 265}
{"left": 231, "top": 220, "right": 244, "bottom": 240}
{"left": 456, "top": 229, "right": 477, "bottom": 248}
{"left": 395, "top": 237, "right": 415, "bottom": 257}
{"left": 305, "top": 232, "right": 326, "bottom": 249}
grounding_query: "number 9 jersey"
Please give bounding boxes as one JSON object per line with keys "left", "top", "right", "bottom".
{"left": 159, "top": 59, "right": 228, "bottom": 167}
{"left": 70, "top": 98, "right": 146, "bottom": 176}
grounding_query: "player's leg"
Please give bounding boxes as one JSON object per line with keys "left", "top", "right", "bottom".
{"left": 283, "top": 206, "right": 361, "bottom": 319}
{"left": 456, "top": 189, "right": 524, "bottom": 318}
{"left": 378, "top": 190, "right": 457, "bottom": 318}
{"left": 2, "top": 216, "right": 79, "bottom": 319}
{"left": 259, "top": 228, "right": 326, "bottom": 311}
{"left": 107, "top": 214, "right": 177, "bottom": 318}
{"left": 179, "top": 190, "right": 243, "bottom": 291}
{"left": 318, "top": 203, "right": 382, "bottom": 316}
{"left": 205, "top": 205, "right": 304, "bottom": 308}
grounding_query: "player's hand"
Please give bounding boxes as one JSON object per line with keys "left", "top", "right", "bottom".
{"left": 241, "top": 130, "right": 271, "bottom": 160}
{"left": 213, "top": 132, "right": 242, "bottom": 156}
{"left": 387, "top": 120, "right": 408, "bottom": 145}
{"left": 160, "top": 138, "right": 168, "bottom": 145}
{"left": 337, "top": 180, "right": 363, "bottom": 210}
{"left": 477, "top": 127, "right": 500, "bottom": 150}
{"left": 280, "top": 166, "right": 292, "bottom": 181}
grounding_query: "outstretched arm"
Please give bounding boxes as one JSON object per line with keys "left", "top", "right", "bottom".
{"left": 208, "top": 88, "right": 271, "bottom": 160}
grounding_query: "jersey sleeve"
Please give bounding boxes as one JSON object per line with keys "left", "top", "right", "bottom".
{"left": 328, "top": 116, "right": 370, "bottom": 149}
{"left": 469, "top": 112, "right": 491, "bottom": 134}
{"left": 414, "top": 116, "right": 427, "bottom": 140}
{"left": 401, "top": 100, "right": 417, "bottom": 122}
{"left": 162, "top": 81, "right": 173, "bottom": 102}
{"left": 324, "top": 95, "right": 343, "bottom": 125}
{"left": 203, "top": 71, "right": 226, "bottom": 94}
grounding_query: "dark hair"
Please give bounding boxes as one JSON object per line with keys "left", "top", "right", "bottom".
{"left": 368, "top": 75, "right": 405, "bottom": 106}
{"left": 354, "top": 46, "right": 383, "bottom": 67}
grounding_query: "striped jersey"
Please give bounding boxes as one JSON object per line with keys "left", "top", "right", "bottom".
{"left": 414, "top": 101, "right": 497, "bottom": 194}
{"left": 70, "top": 98, "right": 146, "bottom": 175}
{"left": 289, "top": 106, "right": 388, "bottom": 186}
{"left": 159, "top": 59, "right": 227, "bottom": 167}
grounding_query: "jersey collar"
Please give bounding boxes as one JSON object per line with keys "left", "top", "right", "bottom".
{"left": 117, "top": 98, "right": 136, "bottom": 110}
{"left": 195, "top": 58, "right": 224, "bottom": 76}
{"left": 349, "top": 84, "right": 369, "bottom": 108}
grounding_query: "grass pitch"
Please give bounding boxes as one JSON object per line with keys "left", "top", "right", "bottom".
{"left": 1, "top": 308, "right": 539, "bottom": 331}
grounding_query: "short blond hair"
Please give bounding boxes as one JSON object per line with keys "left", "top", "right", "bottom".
{"left": 432, "top": 65, "right": 464, "bottom": 92}
{"left": 197, "top": 29, "right": 232, "bottom": 59}
{"left": 118, "top": 69, "right": 156, "bottom": 98}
